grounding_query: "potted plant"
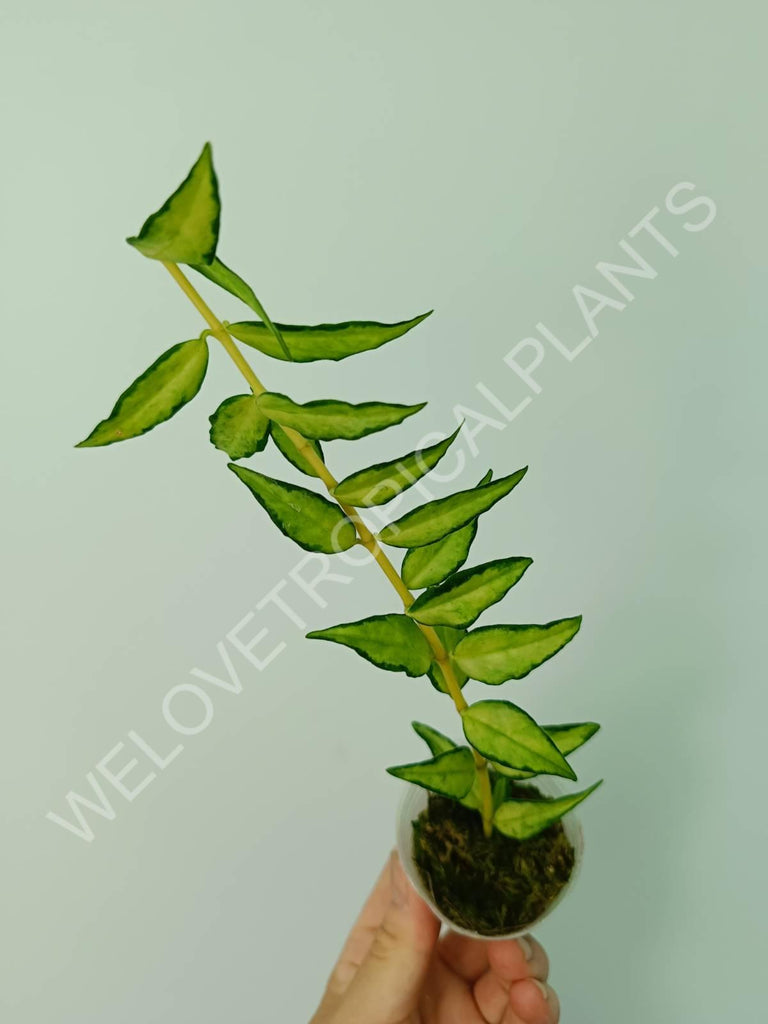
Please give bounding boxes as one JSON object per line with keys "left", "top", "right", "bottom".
{"left": 76, "top": 143, "right": 603, "bottom": 938}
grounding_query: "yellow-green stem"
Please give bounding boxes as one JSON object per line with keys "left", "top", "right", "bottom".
{"left": 164, "top": 262, "right": 266, "bottom": 395}
{"left": 162, "top": 261, "right": 494, "bottom": 837}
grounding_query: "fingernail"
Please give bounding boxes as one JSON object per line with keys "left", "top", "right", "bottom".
{"left": 532, "top": 979, "right": 550, "bottom": 1002}
{"left": 389, "top": 851, "right": 408, "bottom": 907}
{"left": 518, "top": 936, "right": 534, "bottom": 961}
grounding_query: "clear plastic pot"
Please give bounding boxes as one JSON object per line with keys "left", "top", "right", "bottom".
{"left": 395, "top": 777, "right": 585, "bottom": 940}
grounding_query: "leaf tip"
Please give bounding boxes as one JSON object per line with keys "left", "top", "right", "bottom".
{"left": 74, "top": 428, "right": 103, "bottom": 448}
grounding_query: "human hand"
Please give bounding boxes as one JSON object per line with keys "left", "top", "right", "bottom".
{"left": 310, "top": 851, "right": 559, "bottom": 1024}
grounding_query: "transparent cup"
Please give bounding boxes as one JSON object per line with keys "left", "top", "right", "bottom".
{"left": 395, "top": 778, "right": 585, "bottom": 940}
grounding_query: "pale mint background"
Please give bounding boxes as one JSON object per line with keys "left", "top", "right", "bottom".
{"left": 1, "top": 2, "right": 766, "bottom": 1022}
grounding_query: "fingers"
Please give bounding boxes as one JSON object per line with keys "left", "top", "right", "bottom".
{"left": 332, "top": 851, "right": 440, "bottom": 1024}
{"left": 488, "top": 934, "right": 549, "bottom": 984}
{"left": 473, "top": 935, "right": 550, "bottom": 1024}
{"left": 439, "top": 932, "right": 558, "bottom": 1024}
{"left": 437, "top": 931, "right": 490, "bottom": 981}
{"left": 505, "top": 978, "right": 560, "bottom": 1024}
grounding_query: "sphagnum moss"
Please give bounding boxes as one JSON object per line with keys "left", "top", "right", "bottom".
{"left": 413, "top": 787, "right": 576, "bottom": 936}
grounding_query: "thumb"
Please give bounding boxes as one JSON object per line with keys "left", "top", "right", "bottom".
{"left": 336, "top": 851, "right": 440, "bottom": 1024}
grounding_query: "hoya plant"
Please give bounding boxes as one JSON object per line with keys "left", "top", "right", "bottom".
{"left": 77, "top": 144, "right": 602, "bottom": 934}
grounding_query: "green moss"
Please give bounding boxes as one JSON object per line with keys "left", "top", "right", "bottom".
{"left": 412, "top": 784, "right": 575, "bottom": 936}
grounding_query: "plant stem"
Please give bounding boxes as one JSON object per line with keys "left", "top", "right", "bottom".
{"left": 162, "top": 261, "right": 494, "bottom": 838}
{"left": 164, "top": 262, "right": 266, "bottom": 396}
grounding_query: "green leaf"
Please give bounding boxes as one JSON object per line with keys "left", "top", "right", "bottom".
{"left": 408, "top": 556, "right": 533, "bottom": 628}
{"left": 491, "top": 762, "right": 537, "bottom": 781}
{"left": 76, "top": 337, "right": 209, "bottom": 448}
{"left": 456, "top": 768, "right": 515, "bottom": 812}
{"left": 494, "top": 781, "right": 603, "bottom": 840}
{"left": 414, "top": 679, "right": 499, "bottom": 813}
{"left": 190, "top": 257, "right": 292, "bottom": 361}
{"left": 126, "top": 143, "right": 220, "bottom": 265}
{"left": 209, "top": 395, "right": 270, "bottom": 460}
{"left": 400, "top": 470, "right": 492, "bottom": 589}
{"left": 461, "top": 700, "right": 577, "bottom": 779}
{"left": 257, "top": 392, "right": 426, "bottom": 442}
{"left": 411, "top": 721, "right": 457, "bottom": 756}
{"left": 402, "top": 520, "right": 477, "bottom": 589}
{"left": 492, "top": 722, "right": 601, "bottom": 780}
{"left": 191, "top": 257, "right": 260, "bottom": 311}
{"left": 307, "top": 613, "right": 433, "bottom": 677}
{"left": 228, "top": 311, "right": 432, "bottom": 363}
{"left": 449, "top": 742, "right": 508, "bottom": 813}
{"left": 545, "top": 721, "right": 601, "bottom": 756}
{"left": 331, "top": 425, "right": 462, "bottom": 507}
{"left": 492, "top": 774, "right": 509, "bottom": 810}
{"left": 270, "top": 423, "right": 325, "bottom": 478}
{"left": 228, "top": 464, "right": 356, "bottom": 553}
{"left": 427, "top": 625, "right": 469, "bottom": 694}
{"left": 386, "top": 747, "right": 476, "bottom": 800}
{"left": 454, "top": 617, "right": 582, "bottom": 684}
{"left": 458, "top": 773, "right": 484, "bottom": 811}
{"left": 378, "top": 467, "right": 527, "bottom": 549}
